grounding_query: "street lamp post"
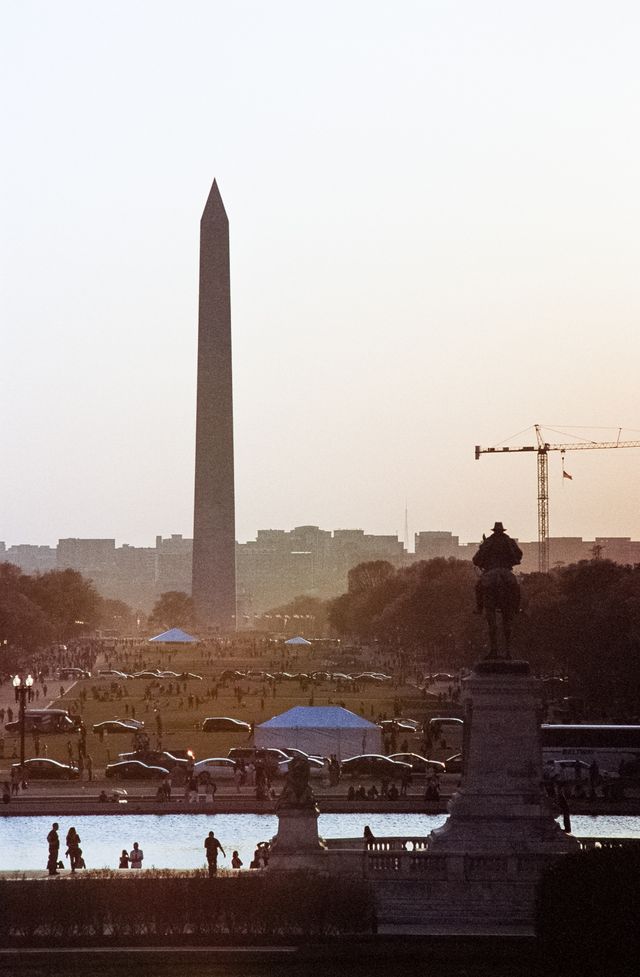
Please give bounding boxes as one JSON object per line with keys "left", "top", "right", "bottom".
{"left": 12, "top": 674, "right": 34, "bottom": 769}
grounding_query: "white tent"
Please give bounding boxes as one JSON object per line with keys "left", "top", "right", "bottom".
{"left": 255, "top": 705, "right": 381, "bottom": 760}
{"left": 284, "top": 636, "right": 312, "bottom": 646}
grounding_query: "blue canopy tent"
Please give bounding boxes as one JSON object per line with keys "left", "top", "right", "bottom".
{"left": 148, "top": 628, "right": 199, "bottom": 644}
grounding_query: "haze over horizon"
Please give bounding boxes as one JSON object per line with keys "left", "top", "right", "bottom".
{"left": 3, "top": 2, "right": 640, "bottom": 550}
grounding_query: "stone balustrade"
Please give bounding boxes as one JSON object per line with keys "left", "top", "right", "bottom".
{"left": 324, "top": 836, "right": 430, "bottom": 852}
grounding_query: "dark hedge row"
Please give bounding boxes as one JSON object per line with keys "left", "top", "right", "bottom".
{"left": 0, "top": 873, "right": 376, "bottom": 944}
{"left": 536, "top": 848, "right": 640, "bottom": 976}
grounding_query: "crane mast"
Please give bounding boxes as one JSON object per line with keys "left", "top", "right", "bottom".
{"left": 475, "top": 425, "right": 640, "bottom": 573}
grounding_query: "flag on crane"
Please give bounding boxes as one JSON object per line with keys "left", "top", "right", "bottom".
{"left": 562, "top": 469, "right": 573, "bottom": 480}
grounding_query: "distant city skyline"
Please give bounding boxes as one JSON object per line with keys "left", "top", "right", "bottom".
{"left": 5, "top": 519, "right": 640, "bottom": 552}
{"left": 3, "top": 3, "right": 640, "bottom": 550}
{"left": 3, "top": 524, "right": 637, "bottom": 618}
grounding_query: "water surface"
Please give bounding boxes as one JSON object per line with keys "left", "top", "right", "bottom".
{"left": 1, "top": 812, "right": 638, "bottom": 872}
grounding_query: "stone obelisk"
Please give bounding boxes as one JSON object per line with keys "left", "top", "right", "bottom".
{"left": 192, "top": 179, "right": 236, "bottom": 629}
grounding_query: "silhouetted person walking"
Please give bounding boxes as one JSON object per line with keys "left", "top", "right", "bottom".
{"left": 204, "top": 831, "right": 225, "bottom": 877}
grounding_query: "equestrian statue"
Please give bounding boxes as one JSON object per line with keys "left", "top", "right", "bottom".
{"left": 473, "top": 521, "right": 522, "bottom": 659}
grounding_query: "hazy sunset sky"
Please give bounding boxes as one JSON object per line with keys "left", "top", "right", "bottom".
{"left": 3, "top": 1, "right": 640, "bottom": 549}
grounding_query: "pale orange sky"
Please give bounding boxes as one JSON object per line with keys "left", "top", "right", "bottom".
{"left": 2, "top": 2, "right": 640, "bottom": 548}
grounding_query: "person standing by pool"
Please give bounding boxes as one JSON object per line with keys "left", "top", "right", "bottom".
{"left": 65, "top": 827, "right": 82, "bottom": 873}
{"left": 129, "top": 842, "right": 144, "bottom": 869}
{"left": 47, "top": 822, "right": 60, "bottom": 875}
{"left": 204, "top": 831, "right": 225, "bottom": 877}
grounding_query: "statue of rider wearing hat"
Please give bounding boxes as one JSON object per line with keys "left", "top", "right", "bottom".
{"left": 473, "top": 522, "right": 522, "bottom": 614}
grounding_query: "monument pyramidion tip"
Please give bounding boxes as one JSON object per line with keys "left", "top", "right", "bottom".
{"left": 201, "top": 178, "right": 228, "bottom": 224}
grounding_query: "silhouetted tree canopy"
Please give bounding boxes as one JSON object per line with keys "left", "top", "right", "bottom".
{"left": 97, "top": 597, "right": 139, "bottom": 634}
{"left": 328, "top": 557, "right": 640, "bottom": 716}
{"left": 329, "top": 558, "right": 478, "bottom": 653}
{"left": 0, "top": 564, "right": 103, "bottom": 649}
{"left": 23, "top": 568, "right": 101, "bottom": 637}
{"left": 262, "top": 595, "right": 330, "bottom": 635}
{"left": 0, "top": 563, "right": 52, "bottom": 648}
{"left": 149, "top": 591, "right": 194, "bottom": 631}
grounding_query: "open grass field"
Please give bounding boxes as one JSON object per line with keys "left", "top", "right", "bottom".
{"left": 0, "top": 640, "right": 463, "bottom": 779}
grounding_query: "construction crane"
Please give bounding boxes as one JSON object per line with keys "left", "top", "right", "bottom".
{"left": 475, "top": 425, "right": 640, "bottom": 573}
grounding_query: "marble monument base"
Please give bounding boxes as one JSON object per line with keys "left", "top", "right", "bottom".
{"left": 429, "top": 659, "right": 576, "bottom": 856}
{"left": 268, "top": 806, "right": 328, "bottom": 872}
{"left": 407, "top": 659, "right": 579, "bottom": 928}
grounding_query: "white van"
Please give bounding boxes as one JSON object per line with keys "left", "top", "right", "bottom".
{"left": 5, "top": 709, "right": 76, "bottom": 733}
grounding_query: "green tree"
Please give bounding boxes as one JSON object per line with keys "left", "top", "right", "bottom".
{"left": 0, "top": 563, "right": 52, "bottom": 649}
{"left": 329, "top": 558, "right": 480, "bottom": 657}
{"left": 263, "top": 595, "right": 330, "bottom": 636}
{"left": 149, "top": 591, "right": 194, "bottom": 631}
{"left": 97, "top": 597, "right": 138, "bottom": 634}
{"left": 23, "top": 569, "right": 102, "bottom": 640}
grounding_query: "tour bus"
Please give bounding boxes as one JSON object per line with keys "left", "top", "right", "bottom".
{"left": 540, "top": 724, "right": 640, "bottom": 770}
{"left": 428, "top": 720, "right": 640, "bottom": 773}
{"left": 4, "top": 709, "right": 76, "bottom": 734}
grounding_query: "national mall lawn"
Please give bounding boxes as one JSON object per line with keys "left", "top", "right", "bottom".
{"left": 0, "top": 638, "right": 461, "bottom": 786}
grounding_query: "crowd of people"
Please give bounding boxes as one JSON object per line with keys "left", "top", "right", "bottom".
{"left": 42, "top": 821, "right": 273, "bottom": 876}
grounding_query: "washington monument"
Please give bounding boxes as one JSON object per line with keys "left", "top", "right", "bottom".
{"left": 192, "top": 179, "right": 236, "bottom": 628}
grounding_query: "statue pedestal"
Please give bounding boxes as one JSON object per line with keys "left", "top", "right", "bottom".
{"left": 430, "top": 660, "right": 576, "bottom": 854}
{"left": 316, "top": 660, "right": 579, "bottom": 929}
{"left": 268, "top": 806, "right": 327, "bottom": 872}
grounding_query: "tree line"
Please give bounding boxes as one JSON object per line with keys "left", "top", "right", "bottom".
{"left": 0, "top": 562, "right": 135, "bottom": 651}
{"left": 325, "top": 557, "right": 640, "bottom": 719}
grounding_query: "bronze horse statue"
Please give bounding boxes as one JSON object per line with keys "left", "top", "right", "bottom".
{"left": 478, "top": 567, "right": 520, "bottom": 659}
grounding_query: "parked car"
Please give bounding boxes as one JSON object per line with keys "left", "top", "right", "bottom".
{"left": 389, "top": 753, "right": 446, "bottom": 775}
{"left": 12, "top": 758, "right": 79, "bottom": 780}
{"left": 353, "top": 672, "right": 392, "bottom": 683}
{"left": 341, "top": 755, "right": 413, "bottom": 779}
{"left": 161, "top": 748, "right": 195, "bottom": 761}
{"left": 281, "top": 747, "right": 326, "bottom": 763}
{"left": 93, "top": 719, "right": 145, "bottom": 734}
{"left": 277, "top": 756, "right": 326, "bottom": 779}
{"left": 228, "top": 747, "right": 289, "bottom": 768}
{"left": 444, "top": 753, "right": 463, "bottom": 774}
{"left": 202, "top": 717, "right": 251, "bottom": 733}
{"left": 219, "top": 669, "right": 245, "bottom": 680}
{"left": 228, "top": 747, "right": 289, "bottom": 762}
{"left": 379, "top": 719, "right": 420, "bottom": 733}
{"left": 194, "top": 758, "right": 237, "bottom": 784}
{"left": 105, "top": 760, "right": 170, "bottom": 779}
{"left": 117, "top": 750, "right": 189, "bottom": 769}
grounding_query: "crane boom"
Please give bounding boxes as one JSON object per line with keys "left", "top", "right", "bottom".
{"left": 476, "top": 439, "right": 640, "bottom": 456}
{"left": 475, "top": 425, "right": 640, "bottom": 573}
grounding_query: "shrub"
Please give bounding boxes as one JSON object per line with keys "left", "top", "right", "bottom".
{"left": 0, "top": 873, "right": 375, "bottom": 945}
